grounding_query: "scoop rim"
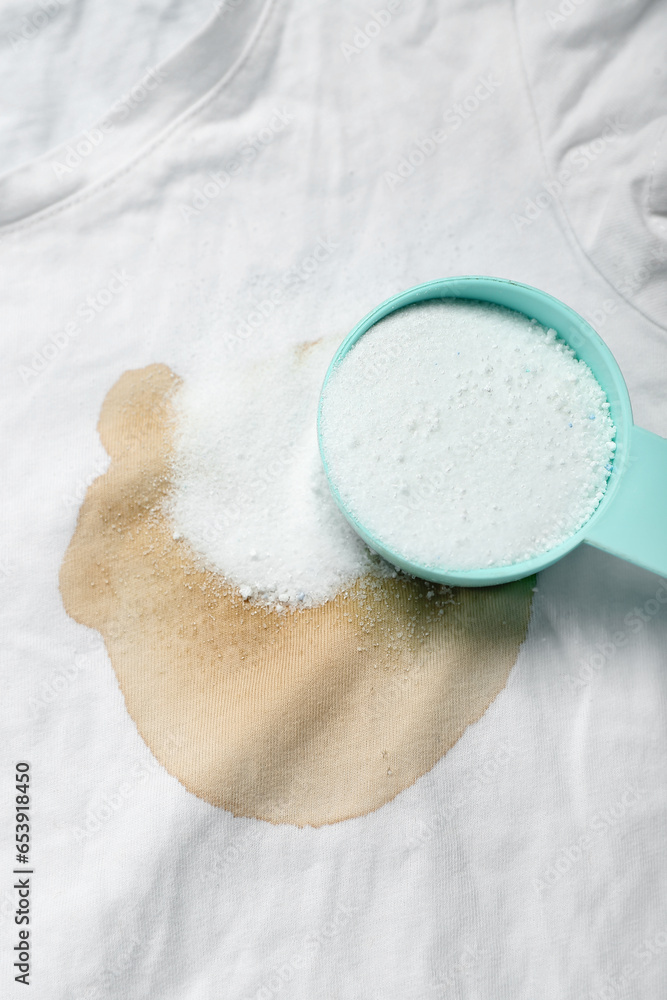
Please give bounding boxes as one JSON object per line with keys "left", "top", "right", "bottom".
{"left": 316, "top": 275, "right": 632, "bottom": 587}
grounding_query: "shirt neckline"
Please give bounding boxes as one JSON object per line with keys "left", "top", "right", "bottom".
{"left": 0, "top": 0, "right": 274, "bottom": 232}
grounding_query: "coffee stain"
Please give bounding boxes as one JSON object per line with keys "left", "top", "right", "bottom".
{"left": 59, "top": 363, "right": 533, "bottom": 827}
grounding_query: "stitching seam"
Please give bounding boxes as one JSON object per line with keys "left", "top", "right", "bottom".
{"left": 0, "top": 0, "right": 278, "bottom": 237}
{"left": 510, "top": 0, "right": 667, "bottom": 335}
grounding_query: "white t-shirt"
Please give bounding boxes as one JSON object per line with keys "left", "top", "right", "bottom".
{"left": 1, "top": 1, "right": 666, "bottom": 997}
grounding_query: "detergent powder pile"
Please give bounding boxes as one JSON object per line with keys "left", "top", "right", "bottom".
{"left": 167, "top": 337, "right": 391, "bottom": 609}
{"left": 319, "top": 299, "right": 616, "bottom": 571}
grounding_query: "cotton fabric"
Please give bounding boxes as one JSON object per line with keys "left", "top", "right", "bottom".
{"left": 1, "top": 1, "right": 666, "bottom": 997}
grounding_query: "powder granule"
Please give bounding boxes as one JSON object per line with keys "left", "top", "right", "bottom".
{"left": 167, "top": 337, "right": 392, "bottom": 608}
{"left": 319, "top": 299, "right": 616, "bottom": 571}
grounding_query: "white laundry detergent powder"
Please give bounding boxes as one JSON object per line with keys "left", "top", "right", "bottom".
{"left": 318, "top": 299, "right": 616, "bottom": 571}
{"left": 167, "top": 337, "right": 392, "bottom": 608}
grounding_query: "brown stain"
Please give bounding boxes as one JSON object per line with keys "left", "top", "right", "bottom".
{"left": 293, "top": 337, "right": 323, "bottom": 360}
{"left": 59, "top": 363, "right": 534, "bottom": 827}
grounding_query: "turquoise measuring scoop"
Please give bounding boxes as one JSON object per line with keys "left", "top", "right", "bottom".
{"left": 317, "top": 276, "right": 667, "bottom": 587}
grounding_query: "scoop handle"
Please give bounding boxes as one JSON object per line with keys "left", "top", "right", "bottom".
{"left": 584, "top": 425, "right": 667, "bottom": 577}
